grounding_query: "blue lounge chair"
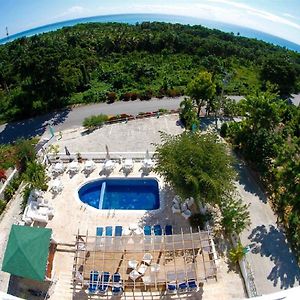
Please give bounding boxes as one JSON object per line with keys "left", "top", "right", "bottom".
{"left": 165, "top": 225, "right": 173, "bottom": 235}
{"left": 98, "top": 271, "right": 110, "bottom": 295}
{"left": 105, "top": 226, "right": 113, "bottom": 236}
{"left": 166, "top": 281, "right": 177, "bottom": 294}
{"left": 112, "top": 272, "right": 123, "bottom": 296}
{"left": 178, "top": 281, "right": 188, "bottom": 293}
{"left": 153, "top": 224, "right": 162, "bottom": 235}
{"left": 144, "top": 225, "right": 152, "bottom": 236}
{"left": 96, "top": 227, "right": 103, "bottom": 236}
{"left": 187, "top": 279, "right": 198, "bottom": 292}
{"left": 87, "top": 270, "right": 99, "bottom": 294}
{"left": 115, "top": 226, "right": 123, "bottom": 236}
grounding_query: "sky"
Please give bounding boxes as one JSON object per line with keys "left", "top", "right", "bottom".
{"left": 0, "top": 0, "right": 300, "bottom": 45}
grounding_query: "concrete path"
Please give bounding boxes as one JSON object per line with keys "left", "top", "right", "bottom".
{"left": 0, "top": 97, "right": 183, "bottom": 144}
{"left": 0, "top": 190, "right": 23, "bottom": 292}
{"left": 235, "top": 159, "right": 300, "bottom": 295}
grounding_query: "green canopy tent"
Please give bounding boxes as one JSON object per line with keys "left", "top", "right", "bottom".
{"left": 2, "top": 225, "right": 52, "bottom": 281}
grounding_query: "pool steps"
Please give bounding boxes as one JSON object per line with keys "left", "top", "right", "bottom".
{"left": 99, "top": 182, "right": 106, "bottom": 209}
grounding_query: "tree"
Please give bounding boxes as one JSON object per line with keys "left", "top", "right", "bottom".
{"left": 22, "top": 161, "right": 47, "bottom": 190}
{"left": 179, "top": 97, "right": 199, "bottom": 130}
{"left": 187, "top": 71, "right": 216, "bottom": 117}
{"left": 154, "top": 132, "right": 236, "bottom": 207}
{"left": 219, "top": 195, "right": 251, "bottom": 235}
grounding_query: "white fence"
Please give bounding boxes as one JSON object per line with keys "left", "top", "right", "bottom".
{"left": 0, "top": 168, "right": 18, "bottom": 199}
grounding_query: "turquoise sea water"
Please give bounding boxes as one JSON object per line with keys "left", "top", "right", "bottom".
{"left": 1, "top": 13, "right": 300, "bottom": 52}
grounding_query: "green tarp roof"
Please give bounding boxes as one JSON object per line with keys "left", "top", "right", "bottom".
{"left": 2, "top": 225, "right": 52, "bottom": 281}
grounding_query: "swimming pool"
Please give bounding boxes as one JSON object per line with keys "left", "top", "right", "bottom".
{"left": 78, "top": 178, "right": 160, "bottom": 210}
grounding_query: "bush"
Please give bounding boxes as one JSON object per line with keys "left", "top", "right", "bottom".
{"left": 0, "top": 199, "right": 6, "bottom": 215}
{"left": 83, "top": 114, "right": 109, "bottom": 131}
{"left": 166, "top": 88, "right": 182, "bottom": 97}
{"left": 190, "top": 212, "right": 212, "bottom": 230}
{"left": 14, "top": 139, "right": 36, "bottom": 172}
{"left": 220, "top": 123, "right": 228, "bottom": 137}
{"left": 107, "top": 92, "right": 117, "bottom": 103}
{"left": 139, "top": 90, "right": 153, "bottom": 100}
{"left": 120, "top": 92, "right": 132, "bottom": 101}
{"left": 4, "top": 176, "right": 21, "bottom": 201}
{"left": 229, "top": 242, "right": 246, "bottom": 263}
{"left": 0, "top": 169, "right": 7, "bottom": 183}
{"left": 131, "top": 92, "right": 138, "bottom": 100}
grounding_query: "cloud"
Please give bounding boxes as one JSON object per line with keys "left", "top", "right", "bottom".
{"left": 282, "top": 13, "right": 297, "bottom": 19}
{"left": 56, "top": 5, "right": 91, "bottom": 19}
{"left": 208, "top": 0, "right": 300, "bottom": 30}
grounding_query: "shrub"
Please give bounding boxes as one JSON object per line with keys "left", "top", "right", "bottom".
{"left": 220, "top": 123, "right": 228, "bottom": 138}
{"left": 0, "top": 199, "right": 6, "bottom": 215}
{"left": 4, "top": 176, "right": 21, "bottom": 201}
{"left": 120, "top": 92, "right": 132, "bottom": 101}
{"left": 83, "top": 114, "right": 109, "bottom": 130}
{"left": 0, "top": 169, "right": 7, "bottom": 183}
{"left": 190, "top": 212, "right": 212, "bottom": 230}
{"left": 229, "top": 242, "right": 246, "bottom": 263}
{"left": 14, "top": 139, "right": 36, "bottom": 172}
{"left": 166, "top": 88, "right": 182, "bottom": 97}
{"left": 107, "top": 92, "right": 117, "bottom": 103}
{"left": 131, "top": 92, "right": 138, "bottom": 100}
{"left": 139, "top": 90, "right": 153, "bottom": 100}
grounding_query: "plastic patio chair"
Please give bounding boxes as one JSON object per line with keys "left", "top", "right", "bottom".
{"left": 96, "top": 227, "right": 103, "bottom": 236}
{"left": 166, "top": 281, "right": 177, "bottom": 294}
{"left": 187, "top": 279, "right": 199, "bottom": 292}
{"left": 142, "top": 253, "right": 153, "bottom": 265}
{"left": 86, "top": 270, "right": 99, "bottom": 294}
{"left": 115, "top": 226, "right": 123, "bottom": 236}
{"left": 153, "top": 224, "right": 162, "bottom": 236}
{"left": 178, "top": 281, "right": 188, "bottom": 293}
{"left": 144, "top": 225, "right": 152, "bottom": 236}
{"left": 105, "top": 226, "right": 113, "bottom": 236}
{"left": 98, "top": 271, "right": 110, "bottom": 295}
{"left": 165, "top": 225, "right": 173, "bottom": 235}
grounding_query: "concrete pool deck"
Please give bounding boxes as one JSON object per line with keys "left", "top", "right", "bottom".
{"left": 35, "top": 115, "right": 245, "bottom": 299}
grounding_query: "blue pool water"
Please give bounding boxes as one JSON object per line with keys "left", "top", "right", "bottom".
{"left": 78, "top": 178, "right": 160, "bottom": 210}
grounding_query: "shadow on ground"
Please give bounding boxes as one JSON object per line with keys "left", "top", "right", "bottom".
{"left": 0, "top": 108, "right": 71, "bottom": 144}
{"left": 248, "top": 225, "right": 300, "bottom": 289}
{"left": 234, "top": 158, "right": 267, "bottom": 203}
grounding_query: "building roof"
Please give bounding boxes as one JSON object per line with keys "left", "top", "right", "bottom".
{"left": 2, "top": 225, "right": 52, "bottom": 281}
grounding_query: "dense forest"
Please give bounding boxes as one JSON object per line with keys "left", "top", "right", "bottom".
{"left": 0, "top": 22, "right": 300, "bottom": 123}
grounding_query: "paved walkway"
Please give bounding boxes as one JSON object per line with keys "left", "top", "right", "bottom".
{"left": 0, "top": 190, "right": 23, "bottom": 292}
{"left": 236, "top": 159, "right": 300, "bottom": 295}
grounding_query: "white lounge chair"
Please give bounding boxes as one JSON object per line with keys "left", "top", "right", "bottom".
{"left": 128, "top": 260, "right": 138, "bottom": 269}
{"left": 51, "top": 179, "right": 63, "bottom": 194}
{"left": 83, "top": 160, "right": 96, "bottom": 173}
{"left": 52, "top": 162, "right": 64, "bottom": 175}
{"left": 185, "top": 197, "right": 194, "bottom": 207}
{"left": 123, "top": 158, "right": 134, "bottom": 172}
{"left": 172, "top": 202, "right": 181, "bottom": 214}
{"left": 103, "top": 160, "right": 115, "bottom": 172}
{"left": 68, "top": 161, "right": 80, "bottom": 174}
{"left": 181, "top": 209, "right": 192, "bottom": 219}
{"left": 142, "top": 158, "right": 154, "bottom": 171}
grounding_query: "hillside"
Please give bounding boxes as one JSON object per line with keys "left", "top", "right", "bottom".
{"left": 0, "top": 22, "right": 299, "bottom": 123}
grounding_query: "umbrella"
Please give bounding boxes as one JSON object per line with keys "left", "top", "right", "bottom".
{"left": 145, "top": 149, "right": 150, "bottom": 160}
{"left": 65, "top": 146, "right": 70, "bottom": 156}
{"left": 105, "top": 145, "right": 110, "bottom": 160}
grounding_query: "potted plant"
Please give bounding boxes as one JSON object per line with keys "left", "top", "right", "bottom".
{"left": 48, "top": 144, "right": 60, "bottom": 160}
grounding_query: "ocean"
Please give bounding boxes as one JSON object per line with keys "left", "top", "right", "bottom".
{"left": 1, "top": 13, "right": 300, "bottom": 52}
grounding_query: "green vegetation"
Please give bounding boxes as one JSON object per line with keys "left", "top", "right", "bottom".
{"left": 154, "top": 132, "right": 250, "bottom": 234}
{"left": 179, "top": 98, "right": 199, "bottom": 130}
{"left": 0, "top": 22, "right": 299, "bottom": 123}
{"left": 229, "top": 242, "right": 246, "bottom": 263}
{"left": 82, "top": 114, "right": 109, "bottom": 131}
{"left": 186, "top": 71, "right": 216, "bottom": 117}
{"left": 224, "top": 91, "right": 300, "bottom": 257}
{"left": 0, "top": 138, "right": 47, "bottom": 215}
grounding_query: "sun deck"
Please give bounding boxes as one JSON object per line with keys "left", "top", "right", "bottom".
{"left": 73, "top": 228, "right": 217, "bottom": 295}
